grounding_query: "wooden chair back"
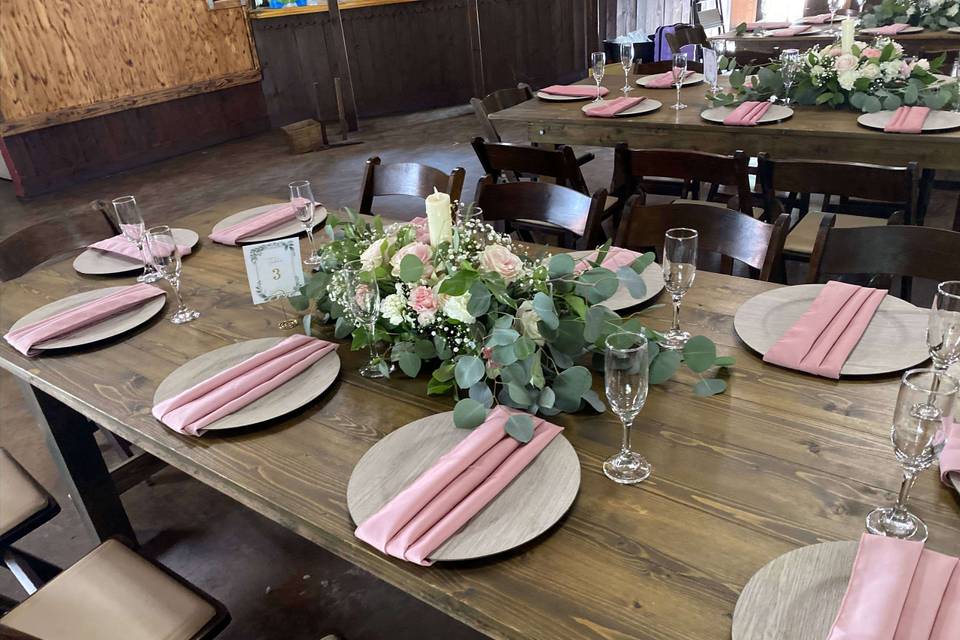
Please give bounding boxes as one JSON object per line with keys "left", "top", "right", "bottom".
{"left": 611, "top": 145, "right": 755, "bottom": 215}
{"left": 470, "top": 83, "right": 534, "bottom": 143}
{"left": 0, "top": 213, "right": 116, "bottom": 281}
{"left": 471, "top": 138, "right": 589, "bottom": 194}
{"left": 665, "top": 24, "right": 712, "bottom": 57}
{"left": 630, "top": 61, "right": 705, "bottom": 75}
{"left": 615, "top": 201, "right": 790, "bottom": 282}
{"left": 90, "top": 200, "right": 120, "bottom": 233}
{"left": 475, "top": 178, "right": 608, "bottom": 250}
{"left": 757, "top": 154, "right": 919, "bottom": 223}
{"left": 358, "top": 157, "right": 466, "bottom": 215}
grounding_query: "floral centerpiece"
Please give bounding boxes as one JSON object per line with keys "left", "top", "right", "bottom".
{"left": 289, "top": 205, "right": 731, "bottom": 439}
{"left": 710, "top": 39, "right": 952, "bottom": 111}
{"left": 861, "top": 0, "right": 960, "bottom": 31}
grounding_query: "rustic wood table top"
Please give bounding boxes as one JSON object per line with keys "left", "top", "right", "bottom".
{"left": 2, "top": 197, "right": 959, "bottom": 640}
{"left": 711, "top": 28, "right": 960, "bottom": 57}
{"left": 489, "top": 75, "right": 960, "bottom": 171}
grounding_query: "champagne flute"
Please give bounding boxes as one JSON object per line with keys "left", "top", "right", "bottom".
{"left": 603, "top": 331, "right": 652, "bottom": 484}
{"left": 112, "top": 195, "right": 160, "bottom": 284}
{"left": 660, "top": 228, "right": 698, "bottom": 350}
{"left": 928, "top": 281, "right": 960, "bottom": 372}
{"left": 289, "top": 180, "right": 323, "bottom": 267}
{"left": 620, "top": 42, "right": 634, "bottom": 95}
{"left": 780, "top": 49, "right": 801, "bottom": 106}
{"left": 591, "top": 51, "right": 607, "bottom": 103}
{"left": 671, "top": 52, "right": 688, "bottom": 111}
{"left": 144, "top": 225, "right": 200, "bottom": 325}
{"left": 865, "top": 369, "right": 958, "bottom": 541}
{"left": 951, "top": 58, "right": 960, "bottom": 113}
{"left": 344, "top": 262, "right": 388, "bottom": 378}
{"left": 827, "top": 0, "right": 844, "bottom": 33}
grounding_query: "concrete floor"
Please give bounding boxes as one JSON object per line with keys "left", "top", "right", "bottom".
{"left": 1, "top": 107, "right": 958, "bottom": 639}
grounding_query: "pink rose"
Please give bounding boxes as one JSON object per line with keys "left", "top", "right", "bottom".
{"left": 823, "top": 45, "right": 843, "bottom": 57}
{"left": 354, "top": 283, "right": 373, "bottom": 309}
{"left": 409, "top": 217, "right": 431, "bottom": 244}
{"left": 479, "top": 244, "right": 524, "bottom": 283}
{"left": 408, "top": 285, "right": 439, "bottom": 322}
{"left": 863, "top": 47, "right": 882, "bottom": 59}
{"left": 900, "top": 61, "right": 911, "bottom": 78}
{"left": 390, "top": 242, "right": 433, "bottom": 279}
{"left": 834, "top": 53, "right": 858, "bottom": 72}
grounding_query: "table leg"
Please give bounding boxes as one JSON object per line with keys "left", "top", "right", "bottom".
{"left": 18, "top": 382, "right": 136, "bottom": 545}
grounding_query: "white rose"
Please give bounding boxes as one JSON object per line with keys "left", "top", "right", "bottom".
{"left": 835, "top": 53, "right": 858, "bottom": 72}
{"left": 443, "top": 293, "right": 475, "bottom": 324}
{"left": 914, "top": 58, "right": 930, "bottom": 71}
{"left": 838, "top": 69, "right": 860, "bottom": 90}
{"left": 359, "top": 238, "right": 387, "bottom": 270}
{"left": 381, "top": 293, "right": 406, "bottom": 325}
{"left": 860, "top": 63, "right": 880, "bottom": 79}
{"left": 882, "top": 60, "right": 903, "bottom": 80}
{"left": 948, "top": 3, "right": 958, "bottom": 16}
{"left": 515, "top": 301, "right": 544, "bottom": 345}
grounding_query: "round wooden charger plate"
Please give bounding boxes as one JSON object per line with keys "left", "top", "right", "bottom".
{"left": 636, "top": 72, "right": 704, "bottom": 88}
{"left": 73, "top": 228, "right": 200, "bottom": 275}
{"left": 153, "top": 337, "right": 340, "bottom": 431}
{"left": 732, "top": 541, "right": 857, "bottom": 639}
{"left": 857, "top": 110, "right": 960, "bottom": 133}
{"left": 581, "top": 98, "right": 662, "bottom": 117}
{"left": 346, "top": 411, "right": 580, "bottom": 562}
{"left": 733, "top": 284, "right": 929, "bottom": 376}
{"left": 701, "top": 104, "right": 793, "bottom": 125}
{"left": 567, "top": 250, "right": 665, "bottom": 311}
{"left": 211, "top": 203, "right": 327, "bottom": 244}
{"left": 535, "top": 89, "right": 607, "bottom": 102}
{"left": 9, "top": 286, "right": 167, "bottom": 352}
{"left": 860, "top": 25, "right": 924, "bottom": 34}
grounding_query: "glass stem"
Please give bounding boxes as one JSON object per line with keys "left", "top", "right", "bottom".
{"left": 620, "top": 418, "right": 633, "bottom": 454}
{"left": 596, "top": 79, "right": 601, "bottom": 100}
{"left": 368, "top": 321, "right": 378, "bottom": 364}
{"left": 305, "top": 225, "right": 318, "bottom": 257}
{"left": 169, "top": 277, "right": 186, "bottom": 313}
{"left": 671, "top": 294, "right": 682, "bottom": 332}
{"left": 892, "top": 470, "right": 918, "bottom": 519}
{"left": 676, "top": 83, "right": 681, "bottom": 107}
{"left": 137, "top": 241, "right": 151, "bottom": 278}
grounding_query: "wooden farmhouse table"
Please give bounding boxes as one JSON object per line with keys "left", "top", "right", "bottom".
{"left": 1, "top": 197, "right": 959, "bottom": 640}
{"left": 711, "top": 28, "right": 960, "bottom": 59}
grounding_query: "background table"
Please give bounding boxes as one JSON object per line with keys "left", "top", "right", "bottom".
{"left": 712, "top": 29, "right": 960, "bottom": 58}
{"left": 1, "top": 197, "right": 959, "bottom": 639}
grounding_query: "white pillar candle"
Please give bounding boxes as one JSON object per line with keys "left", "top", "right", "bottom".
{"left": 841, "top": 18, "right": 855, "bottom": 54}
{"left": 425, "top": 190, "right": 452, "bottom": 247}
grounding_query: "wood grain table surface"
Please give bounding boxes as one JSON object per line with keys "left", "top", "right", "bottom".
{"left": 1, "top": 196, "right": 959, "bottom": 640}
{"left": 711, "top": 29, "right": 960, "bottom": 58}
{"left": 489, "top": 75, "right": 960, "bottom": 171}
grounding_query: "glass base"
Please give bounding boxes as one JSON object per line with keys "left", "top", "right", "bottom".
{"left": 671, "top": 103, "right": 688, "bottom": 110}
{"left": 621, "top": 85, "right": 633, "bottom": 94}
{"left": 303, "top": 254, "right": 323, "bottom": 266}
{"left": 137, "top": 270, "right": 161, "bottom": 284}
{"left": 360, "top": 360, "right": 395, "bottom": 379}
{"left": 603, "top": 450, "right": 651, "bottom": 484}
{"left": 659, "top": 329, "right": 691, "bottom": 350}
{"left": 865, "top": 506, "right": 928, "bottom": 542}
{"left": 170, "top": 308, "right": 200, "bottom": 325}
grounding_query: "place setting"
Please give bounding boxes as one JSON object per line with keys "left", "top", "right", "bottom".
{"left": 858, "top": 105, "right": 960, "bottom": 133}
{"left": 701, "top": 100, "right": 794, "bottom": 126}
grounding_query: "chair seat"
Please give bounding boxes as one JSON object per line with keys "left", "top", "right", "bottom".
{"left": 0, "top": 449, "right": 56, "bottom": 544}
{"left": 785, "top": 212, "right": 888, "bottom": 255}
{"left": 2, "top": 539, "right": 220, "bottom": 640}
{"left": 672, "top": 198, "right": 765, "bottom": 218}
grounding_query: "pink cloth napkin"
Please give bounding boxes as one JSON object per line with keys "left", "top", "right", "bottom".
{"left": 585, "top": 96, "right": 646, "bottom": 118}
{"left": 89, "top": 234, "right": 192, "bottom": 261}
{"left": 803, "top": 13, "right": 834, "bottom": 23}
{"left": 3, "top": 283, "right": 166, "bottom": 357}
{"left": 645, "top": 69, "right": 694, "bottom": 89}
{"left": 722, "top": 101, "right": 771, "bottom": 126}
{"left": 745, "top": 20, "right": 791, "bottom": 30}
{"left": 574, "top": 246, "right": 640, "bottom": 274}
{"left": 208, "top": 198, "right": 309, "bottom": 245}
{"left": 541, "top": 84, "right": 609, "bottom": 98}
{"left": 827, "top": 534, "right": 960, "bottom": 640}
{"left": 354, "top": 405, "right": 563, "bottom": 566}
{"left": 863, "top": 23, "right": 913, "bottom": 35}
{"left": 940, "top": 418, "right": 960, "bottom": 486}
{"left": 770, "top": 25, "right": 811, "bottom": 36}
{"left": 152, "top": 334, "right": 337, "bottom": 436}
{"left": 762, "top": 281, "right": 886, "bottom": 379}
{"left": 884, "top": 106, "right": 930, "bottom": 134}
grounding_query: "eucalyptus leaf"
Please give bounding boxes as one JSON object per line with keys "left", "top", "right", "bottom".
{"left": 334, "top": 316, "right": 353, "bottom": 339}
{"left": 399, "top": 254, "right": 424, "bottom": 283}
{"left": 562, "top": 294, "right": 588, "bottom": 319}
{"left": 584, "top": 305, "right": 620, "bottom": 344}
{"left": 682, "top": 336, "right": 717, "bottom": 373}
{"left": 553, "top": 366, "right": 592, "bottom": 411}
{"left": 714, "top": 355, "right": 736, "bottom": 367}
{"left": 514, "top": 335, "right": 536, "bottom": 360}
{"left": 414, "top": 339, "right": 436, "bottom": 360}
{"left": 454, "top": 355, "right": 485, "bottom": 389}
{"left": 504, "top": 414, "right": 535, "bottom": 443}
{"left": 548, "top": 253, "right": 576, "bottom": 278}
{"left": 530, "top": 355, "right": 546, "bottom": 389}
{"left": 398, "top": 352, "right": 421, "bottom": 377}
{"left": 617, "top": 266, "right": 648, "bottom": 299}
{"left": 507, "top": 383, "right": 533, "bottom": 405}
{"left": 576, "top": 267, "right": 619, "bottom": 305}
{"left": 861, "top": 95, "right": 882, "bottom": 113}
{"left": 492, "top": 343, "right": 519, "bottom": 366}
{"left": 581, "top": 389, "right": 606, "bottom": 412}
{"left": 466, "top": 281, "right": 492, "bottom": 317}
{"left": 532, "top": 292, "right": 560, "bottom": 330}
{"left": 538, "top": 386, "right": 555, "bottom": 409}
{"left": 453, "top": 398, "right": 488, "bottom": 429}
{"left": 694, "top": 378, "right": 728, "bottom": 396}
{"left": 487, "top": 327, "right": 520, "bottom": 347}
{"left": 469, "top": 382, "right": 494, "bottom": 408}
{"left": 439, "top": 270, "right": 475, "bottom": 296}
{"left": 649, "top": 350, "right": 682, "bottom": 385}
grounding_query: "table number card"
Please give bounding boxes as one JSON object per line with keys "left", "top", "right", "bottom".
{"left": 242, "top": 239, "right": 305, "bottom": 305}
{"left": 703, "top": 48, "right": 719, "bottom": 89}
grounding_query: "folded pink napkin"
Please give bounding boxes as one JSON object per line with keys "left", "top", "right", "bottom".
{"left": 89, "top": 234, "right": 192, "bottom": 261}
{"left": 940, "top": 418, "right": 959, "bottom": 486}
{"left": 152, "top": 334, "right": 336, "bottom": 436}
{"left": 827, "top": 534, "right": 960, "bottom": 640}
{"left": 770, "top": 25, "right": 811, "bottom": 36}
{"left": 863, "top": 23, "right": 913, "bottom": 35}
{"left": 354, "top": 405, "right": 563, "bottom": 566}
{"left": 645, "top": 69, "right": 694, "bottom": 89}
{"left": 762, "top": 281, "right": 886, "bottom": 378}
{"left": 585, "top": 96, "right": 646, "bottom": 118}
{"left": 745, "top": 20, "right": 791, "bottom": 30}
{"left": 803, "top": 13, "right": 834, "bottom": 23}
{"left": 722, "top": 101, "right": 771, "bottom": 126}
{"left": 884, "top": 106, "right": 930, "bottom": 134}
{"left": 208, "top": 198, "right": 309, "bottom": 245}
{"left": 3, "top": 283, "right": 166, "bottom": 357}
{"left": 574, "top": 246, "right": 640, "bottom": 274}
{"left": 541, "top": 84, "right": 609, "bottom": 98}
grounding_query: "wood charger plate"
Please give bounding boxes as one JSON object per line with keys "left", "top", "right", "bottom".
{"left": 211, "top": 203, "right": 327, "bottom": 244}
{"left": 567, "top": 250, "right": 665, "bottom": 311}
{"left": 733, "top": 284, "right": 929, "bottom": 376}
{"left": 73, "top": 228, "right": 200, "bottom": 275}
{"left": 153, "top": 337, "right": 340, "bottom": 431}
{"left": 732, "top": 541, "right": 857, "bottom": 639}
{"left": 857, "top": 110, "right": 960, "bottom": 134}
{"left": 347, "top": 411, "right": 580, "bottom": 562}
{"left": 701, "top": 104, "right": 794, "bottom": 125}
{"left": 8, "top": 287, "right": 167, "bottom": 352}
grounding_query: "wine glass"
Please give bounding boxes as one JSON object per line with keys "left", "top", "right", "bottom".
{"left": 112, "top": 195, "right": 160, "bottom": 284}
{"left": 344, "top": 262, "right": 387, "bottom": 378}
{"left": 780, "top": 49, "right": 801, "bottom": 106}
{"left": 620, "top": 42, "right": 634, "bottom": 95}
{"left": 827, "top": 0, "right": 844, "bottom": 33}
{"left": 660, "top": 228, "right": 698, "bottom": 350}
{"left": 603, "top": 331, "right": 652, "bottom": 484}
{"left": 928, "top": 281, "right": 960, "bottom": 372}
{"left": 865, "top": 369, "right": 958, "bottom": 541}
{"left": 951, "top": 58, "right": 960, "bottom": 113}
{"left": 671, "top": 52, "right": 688, "bottom": 111}
{"left": 144, "top": 225, "right": 200, "bottom": 325}
{"left": 289, "top": 180, "right": 323, "bottom": 267}
{"left": 591, "top": 51, "right": 606, "bottom": 103}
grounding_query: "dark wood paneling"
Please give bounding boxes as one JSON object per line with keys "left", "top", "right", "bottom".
{"left": 2, "top": 83, "right": 269, "bottom": 198}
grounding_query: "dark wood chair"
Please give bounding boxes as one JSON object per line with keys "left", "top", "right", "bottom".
{"left": 756, "top": 154, "right": 920, "bottom": 260}
{"left": 358, "top": 157, "right": 465, "bottom": 217}
{"left": 470, "top": 83, "right": 534, "bottom": 143}
{"left": 90, "top": 200, "right": 120, "bottom": 233}
{"left": 475, "top": 178, "right": 608, "bottom": 250}
{"left": 472, "top": 137, "right": 591, "bottom": 193}
{"left": 0, "top": 212, "right": 116, "bottom": 281}
{"left": 610, "top": 144, "right": 758, "bottom": 217}
{"left": 615, "top": 200, "right": 790, "bottom": 282}
{"left": 664, "top": 24, "right": 712, "bottom": 59}
{"left": 630, "top": 61, "right": 705, "bottom": 75}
